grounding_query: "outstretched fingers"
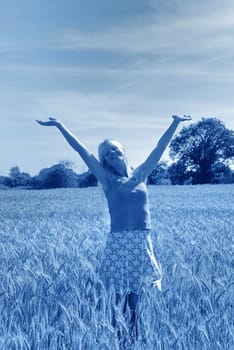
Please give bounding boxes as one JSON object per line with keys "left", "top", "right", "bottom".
{"left": 172, "top": 115, "right": 192, "bottom": 122}
{"left": 35, "top": 117, "right": 59, "bottom": 126}
{"left": 36, "top": 119, "right": 45, "bottom": 125}
{"left": 182, "top": 115, "right": 192, "bottom": 121}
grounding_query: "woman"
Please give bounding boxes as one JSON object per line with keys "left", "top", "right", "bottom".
{"left": 36, "top": 114, "right": 191, "bottom": 340}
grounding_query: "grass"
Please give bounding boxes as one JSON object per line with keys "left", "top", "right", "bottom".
{"left": 0, "top": 185, "right": 233, "bottom": 349}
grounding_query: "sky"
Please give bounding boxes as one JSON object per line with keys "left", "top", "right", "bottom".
{"left": 1, "top": 0, "right": 234, "bottom": 176}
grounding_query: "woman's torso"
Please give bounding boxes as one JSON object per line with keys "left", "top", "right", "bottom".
{"left": 104, "top": 175, "right": 151, "bottom": 232}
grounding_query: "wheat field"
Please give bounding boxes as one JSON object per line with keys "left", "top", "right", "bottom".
{"left": 0, "top": 185, "right": 233, "bottom": 349}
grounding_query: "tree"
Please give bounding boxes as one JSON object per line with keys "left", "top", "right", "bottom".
{"left": 9, "top": 166, "right": 21, "bottom": 178}
{"left": 148, "top": 161, "right": 171, "bottom": 185}
{"left": 32, "top": 164, "right": 79, "bottom": 189}
{"left": 168, "top": 160, "right": 192, "bottom": 185}
{"left": 58, "top": 160, "right": 75, "bottom": 170}
{"left": 169, "top": 118, "right": 234, "bottom": 184}
{"left": 0, "top": 176, "right": 8, "bottom": 189}
{"left": 77, "top": 170, "right": 97, "bottom": 187}
{"left": 8, "top": 166, "right": 32, "bottom": 187}
{"left": 211, "top": 162, "right": 234, "bottom": 184}
{"left": 9, "top": 166, "right": 21, "bottom": 186}
{"left": 32, "top": 164, "right": 97, "bottom": 189}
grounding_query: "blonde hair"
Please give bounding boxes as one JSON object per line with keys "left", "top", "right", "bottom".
{"left": 98, "top": 139, "right": 111, "bottom": 167}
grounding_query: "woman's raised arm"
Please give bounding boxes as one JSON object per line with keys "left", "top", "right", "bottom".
{"left": 133, "top": 115, "right": 192, "bottom": 181}
{"left": 36, "top": 117, "right": 109, "bottom": 187}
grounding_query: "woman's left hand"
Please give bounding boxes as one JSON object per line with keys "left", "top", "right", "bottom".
{"left": 172, "top": 115, "right": 192, "bottom": 122}
{"left": 36, "top": 117, "right": 61, "bottom": 127}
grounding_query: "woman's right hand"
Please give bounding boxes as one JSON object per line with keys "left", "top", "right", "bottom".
{"left": 172, "top": 115, "right": 192, "bottom": 122}
{"left": 36, "top": 117, "right": 61, "bottom": 127}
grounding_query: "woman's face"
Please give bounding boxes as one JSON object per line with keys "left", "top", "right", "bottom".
{"left": 103, "top": 140, "right": 126, "bottom": 166}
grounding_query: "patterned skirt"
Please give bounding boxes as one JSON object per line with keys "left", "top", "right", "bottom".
{"left": 99, "top": 230, "right": 162, "bottom": 294}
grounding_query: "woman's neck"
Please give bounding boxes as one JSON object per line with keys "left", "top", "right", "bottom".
{"left": 111, "top": 160, "right": 131, "bottom": 178}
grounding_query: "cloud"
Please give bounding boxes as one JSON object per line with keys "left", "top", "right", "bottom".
{"left": 57, "top": 1, "right": 234, "bottom": 61}
{"left": 32, "top": 90, "right": 167, "bottom": 128}
{"left": 1, "top": 0, "right": 234, "bottom": 87}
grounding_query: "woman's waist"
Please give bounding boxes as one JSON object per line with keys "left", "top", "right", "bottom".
{"left": 110, "top": 221, "right": 151, "bottom": 233}
{"left": 110, "top": 207, "right": 150, "bottom": 228}
{"left": 108, "top": 228, "right": 151, "bottom": 238}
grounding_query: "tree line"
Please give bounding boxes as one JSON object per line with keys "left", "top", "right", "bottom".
{"left": 0, "top": 164, "right": 97, "bottom": 190}
{"left": 0, "top": 117, "right": 233, "bottom": 189}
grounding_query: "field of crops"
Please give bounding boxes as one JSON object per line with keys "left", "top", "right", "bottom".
{"left": 0, "top": 185, "right": 233, "bottom": 349}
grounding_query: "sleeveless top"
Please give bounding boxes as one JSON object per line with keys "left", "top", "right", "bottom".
{"left": 104, "top": 175, "right": 151, "bottom": 232}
